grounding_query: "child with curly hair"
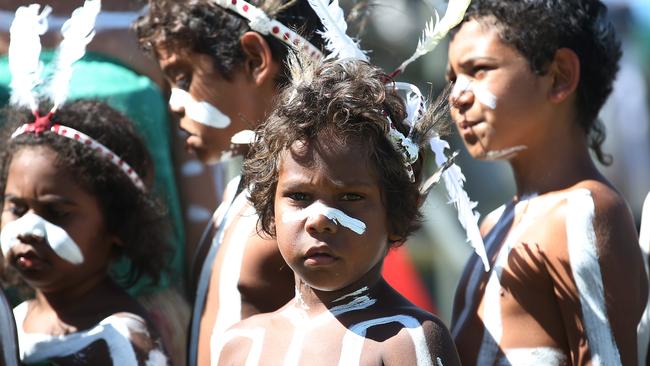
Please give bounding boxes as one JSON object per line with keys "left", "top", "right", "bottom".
{"left": 0, "top": 100, "right": 170, "bottom": 365}
{"left": 447, "top": 0, "right": 647, "bottom": 364}
{"left": 213, "top": 57, "right": 460, "bottom": 365}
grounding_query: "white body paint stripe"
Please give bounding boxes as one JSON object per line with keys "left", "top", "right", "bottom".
{"left": 210, "top": 193, "right": 256, "bottom": 358}
{"left": 638, "top": 192, "right": 650, "bottom": 366}
{"left": 566, "top": 189, "right": 621, "bottom": 365}
{"left": 476, "top": 198, "right": 537, "bottom": 365}
{"left": 211, "top": 328, "right": 265, "bottom": 366}
{"left": 14, "top": 302, "right": 167, "bottom": 365}
{"left": 334, "top": 286, "right": 368, "bottom": 302}
{"left": 451, "top": 74, "right": 497, "bottom": 110}
{"left": 338, "top": 315, "right": 432, "bottom": 366}
{"left": 1, "top": 213, "right": 83, "bottom": 264}
{"left": 169, "top": 88, "right": 231, "bottom": 129}
{"left": 282, "top": 202, "right": 366, "bottom": 235}
{"left": 497, "top": 347, "right": 568, "bottom": 366}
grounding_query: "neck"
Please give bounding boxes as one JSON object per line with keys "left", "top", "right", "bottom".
{"left": 508, "top": 123, "right": 603, "bottom": 198}
{"left": 293, "top": 263, "right": 384, "bottom": 316}
{"left": 32, "top": 276, "right": 117, "bottom": 317}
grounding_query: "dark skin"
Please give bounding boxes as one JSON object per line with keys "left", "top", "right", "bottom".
{"left": 217, "top": 139, "right": 460, "bottom": 365}
{"left": 448, "top": 18, "right": 647, "bottom": 365}
{"left": 1, "top": 147, "right": 163, "bottom": 365}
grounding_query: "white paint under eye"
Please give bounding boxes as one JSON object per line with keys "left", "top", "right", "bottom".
{"left": 452, "top": 75, "right": 497, "bottom": 110}
{"left": 169, "top": 88, "right": 231, "bottom": 129}
{"left": 14, "top": 303, "right": 166, "bottom": 365}
{"left": 1, "top": 213, "right": 84, "bottom": 265}
{"left": 566, "top": 189, "right": 621, "bottom": 365}
{"left": 282, "top": 202, "right": 366, "bottom": 235}
{"left": 230, "top": 130, "right": 256, "bottom": 145}
{"left": 210, "top": 194, "right": 257, "bottom": 359}
{"left": 334, "top": 286, "right": 369, "bottom": 302}
{"left": 211, "top": 327, "right": 265, "bottom": 366}
{"left": 497, "top": 347, "right": 568, "bottom": 366}
{"left": 338, "top": 315, "right": 431, "bottom": 366}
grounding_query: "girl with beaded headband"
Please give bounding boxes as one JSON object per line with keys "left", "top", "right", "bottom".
{"left": 0, "top": 2, "right": 170, "bottom": 365}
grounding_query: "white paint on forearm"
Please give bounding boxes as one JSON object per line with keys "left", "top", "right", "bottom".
{"left": 338, "top": 315, "right": 432, "bottom": 366}
{"left": 282, "top": 202, "right": 366, "bottom": 235}
{"left": 169, "top": 88, "right": 231, "bottom": 129}
{"left": 566, "top": 189, "right": 621, "bottom": 365}
{"left": 1, "top": 213, "right": 84, "bottom": 265}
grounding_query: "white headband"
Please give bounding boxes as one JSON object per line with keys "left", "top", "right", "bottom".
{"left": 215, "top": 0, "right": 323, "bottom": 60}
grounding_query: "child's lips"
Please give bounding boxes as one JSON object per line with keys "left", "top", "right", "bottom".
{"left": 304, "top": 247, "right": 338, "bottom": 266}
{"left": 10, "top": 247, "right": 49, "bottom": 272}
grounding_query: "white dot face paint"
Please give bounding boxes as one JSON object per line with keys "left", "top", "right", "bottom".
{"left": 282, "top": 202, "right": 366, "bottom": 235}
{"left": 230, "top": 130, "right": 256, "bottom": 145}
{"left": 169, "top": 88, "right": 231, "bottom": 129}
{"left": 452, "top": 74, "right": 497, "bottom": 110}
{"left": 1, "top": 212, "right": 83, "bottom": 265}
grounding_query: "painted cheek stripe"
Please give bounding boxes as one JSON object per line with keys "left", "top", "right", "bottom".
{"left": 452, "top": 75, "right": 497, "bottom": 110}
{"left": 169, "top": 88, "right": 231, "bottom": 129}
{"left": 1, "top": 213, "right": 83, "bottom": 265}
{"left": 566, "top": 189, "right": 621, "bottom": 365}
{"left": 282, "top": 202, "right": 367, "bottom": 235}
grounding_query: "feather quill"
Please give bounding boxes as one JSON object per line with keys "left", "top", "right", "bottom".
{"left": 48, "top": 0, "right": 101, "bottom": 111}
{"left": 430, "top": 136, "right": 490, "bottom": 271}
{"left": 307, "top": 0, "right": 368, "bottom": 61}
{"left": 8, "top": 4, "right": 51, "bottom": 111}
{"left": 393, "top": 0, "right": 471, "bottom": 75}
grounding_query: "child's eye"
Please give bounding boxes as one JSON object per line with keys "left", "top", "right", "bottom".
{"left": 341, "top": 193, "right": 363, "bottom": 201}
{"left": 42, "top": 207, "right": 70, "bottom": 224}
{"left": 286, "top": 192, "right": 310, "bottom": 202}
{"left": 175, "top": 75, "right": 192, "bottom": 91}
{"left": 471, "top": 65, "right": 491, "bottom": 79}
{"left": 5, "top": 203, "right": 27, "bottom": 217}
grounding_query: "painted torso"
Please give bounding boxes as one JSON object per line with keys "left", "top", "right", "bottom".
{"left": 192, "top": 177, "right": 294, "bottom": 366}
{"left": 13, "top": 301, "right": 167, "bottom": 366}
{"left": 213, "top": 283, "right": 457, "bottom": 366}
{"left": 451, "top": 187, "right": 646, "bottom": 366}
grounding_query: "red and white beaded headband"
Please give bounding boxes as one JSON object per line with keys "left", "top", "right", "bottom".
{"left": 214, "top": 0, "right": 323, "bottom": 60}
{"left": 11, "top": 113, "right": 146, "bottom": 192}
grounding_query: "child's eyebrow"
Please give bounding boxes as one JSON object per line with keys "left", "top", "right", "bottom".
{"left": 38, "top": 195, "right": 77, "bottom": 206}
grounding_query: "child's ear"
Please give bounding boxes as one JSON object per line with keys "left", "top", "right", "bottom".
{"left": 239, "top": 31, "right": 280, "bottom": 87}
{"left": 387, "top": 234, "right": 405, "bottom": 247}
{"left": 548, "top": 48, "right": 580, "bottom": 103}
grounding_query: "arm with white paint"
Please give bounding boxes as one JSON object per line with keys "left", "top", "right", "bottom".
{"left": 110, "top": 313, "right": 170, "bottom": 366}
{"left": 540, "top": 187, "right": 646, "bottom": 365}
{"left": 380, "top": 316, "right": 460, "bottom": 366}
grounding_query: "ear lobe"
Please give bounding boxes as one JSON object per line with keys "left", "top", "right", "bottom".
{"left": 387, "top": 234, "right": 405, "bottom": 247}
{"left": 548, "top": 48, "right": 580, "bottom": 103}
{"left": 240, "top": 31, "right": 279, "bottom": 86}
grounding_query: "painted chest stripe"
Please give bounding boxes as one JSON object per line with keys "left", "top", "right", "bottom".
{"left": 497, "top": 347, "right": 568, "bottom": 366}
{"left": 211, "top": 328, "right": 265, "bottom": 366}
{"left": 566, "top": 189, "right": 621, "bottom": 365}
{"left": 637, "top": 192, "right": 650, "bottom": 366}
{"left": 338, "top": 315, "right": 432, "bottom": 366}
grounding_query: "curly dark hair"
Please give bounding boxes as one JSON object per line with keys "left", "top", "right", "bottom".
{"left": 457, "top": 0, "right": 620, "bottom": 165}
{"left": 243, "top": 59, "right": 447, "bottom": 244}
{"left": 0, "top": 100, "right": 170, "bottom": 288}
{"left": 134, "top": 0, "right": 326, "bottom": 85}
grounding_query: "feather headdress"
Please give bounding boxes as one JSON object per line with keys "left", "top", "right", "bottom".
{"left": 307, "top": 0, "right": 368, "bottom": 61}
{"left": 8, "top": 4, "right": 51, "bottom": 111}
{"left": 391, "top": 0, "right": 471, "bottom": 77}
{"left": 49, "top": 0, "right": 101, "bottom": 111}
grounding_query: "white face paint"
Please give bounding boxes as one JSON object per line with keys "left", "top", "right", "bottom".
{"left": 169, "top": 88, "right": 231, "bottom": 129}
{"left": 1, "top": 213, "right": 83, "bottom": 265}
{"left": 230, "top": 130, "right": 256, "bottom": 145}
{"left": 282, "top": 202, "right": 366, "bottom": 235}
{"left": 452, "top": 74, "right": 497, "bottom": 110}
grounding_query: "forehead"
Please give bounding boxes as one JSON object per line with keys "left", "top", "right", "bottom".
{"left": 278, "top": 138, "right": 380, "bottom": 187}
{"left": 449, "top": 18, "right": 512, "bottom": 66}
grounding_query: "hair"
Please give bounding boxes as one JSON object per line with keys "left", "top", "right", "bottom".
{"left": 456, "top": 0, "right": 621, "bottom": 165}
{"left": 134, "top": 0, "right": 326, "bottom": 86}
{"left": 0, "top": 100, "right": 170, "bottom": 287}
{"left": 244, "top": 58, "right": 448, "bottom": 244}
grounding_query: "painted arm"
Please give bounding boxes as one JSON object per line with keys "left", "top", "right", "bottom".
{"left": 542, "top": 188, "right": 646, "bottom": 365}
{"left": 381, "top": 317, "right": 460, "bottom": 366}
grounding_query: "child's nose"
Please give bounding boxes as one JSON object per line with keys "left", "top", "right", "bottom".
{"left": 305, "top": 213, "right": 338, "bottom": 235}
{"left": 450, "top": 88, "right": 475, "bottom": 114}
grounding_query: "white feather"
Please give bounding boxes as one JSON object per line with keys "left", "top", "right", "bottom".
{"left": 8, "top": 4, "right": 51, "bottom": 110}
{"left": 307, "top": 0, "right": 368, "bottom": 61}
{"left": 395, "top": 0, "right": 471, "bottom": 74}
{"left": 49, "top": 0, "right": 101, "bottom": 111}
{"left": 430, "top": 136, "right": 490, "bottom": 271}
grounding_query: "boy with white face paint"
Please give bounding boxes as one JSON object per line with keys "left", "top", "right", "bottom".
{"left": 217, "top": 58, "right": 461, "bottom": 366}
{"left": 447, "top": 0, "right": 648, "bottom": 365}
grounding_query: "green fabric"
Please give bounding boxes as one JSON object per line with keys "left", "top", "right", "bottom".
{"left": 0, "top": 51, "right": 185, "bottom": 295}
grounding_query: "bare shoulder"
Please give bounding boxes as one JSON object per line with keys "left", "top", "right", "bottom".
{"left": 109, "top": 312, "right": 169, "bottom": 366}
{"left": 378, "top": 310, "right": 460, "bottom": 366}
{"left": 479, "top": 204, "right": 507, "bottom": 236}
